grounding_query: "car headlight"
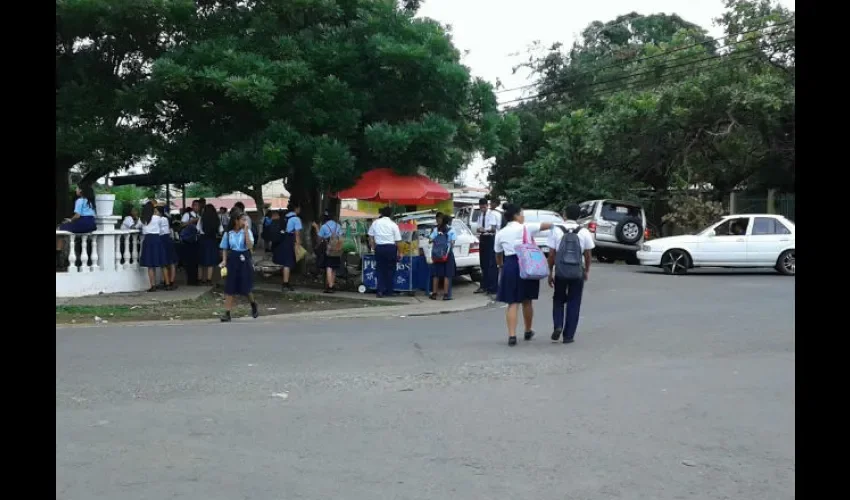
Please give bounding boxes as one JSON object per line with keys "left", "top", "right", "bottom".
{"left": 641, "top": 244, "right": 652, "bottom": 252}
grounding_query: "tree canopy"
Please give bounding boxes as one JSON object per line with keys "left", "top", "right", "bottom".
{"left": 143, "top": 0, "right": 515, "bottom": 220}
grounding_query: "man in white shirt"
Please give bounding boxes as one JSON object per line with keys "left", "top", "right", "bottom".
{"left": 367, "top": 206, "right": 402, "bottom": 298}
{"left": 475, "top": 198, "right": 502, "bottom": 294}
{"left": 181, "top": 200, "right": 201, "bottom": 225}
{"left": 546, "top": 204, "right": 596, "bottom": 344}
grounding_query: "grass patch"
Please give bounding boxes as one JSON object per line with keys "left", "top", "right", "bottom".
{"left": 56, "top": 290, "right": 385, "bottom": 325}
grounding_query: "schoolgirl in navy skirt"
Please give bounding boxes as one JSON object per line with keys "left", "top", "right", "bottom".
{"left": 429, "top": 215, "right": 457, "bottom": 300}
{"left": 56, "top": 186, "right": 98, "bottom": 268}
{"left": 139, "top": 202, "right": 169, "bottom": 292}
{"left": 494, "top": 203, "right": 555, "bottom": 346}
{"left": 273, "top": 203, "right": 303, "bottom": 292}
{"left": 198, "top": 204, "right": 223, "bottom": 285}
{"left": 156, "top": 206, "right": 177, "bottom": 290}
{"left": 219, "top": 214, "right": 259, "bottom": 322}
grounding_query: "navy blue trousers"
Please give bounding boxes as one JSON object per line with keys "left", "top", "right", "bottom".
{"left": 553, "top": 276, "right": 585, "bottom": 340}
{"left": 479, "top": 234, "right": 498, "bottom": 293}
{"left": 375, "top": 244, "right": 397, "bottom": 295}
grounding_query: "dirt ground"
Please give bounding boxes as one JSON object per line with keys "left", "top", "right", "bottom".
{"left": 55, "top": 290, "right": 384, "bottom": 325}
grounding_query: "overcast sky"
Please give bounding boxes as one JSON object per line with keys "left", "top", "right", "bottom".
{"left": 416, "top": 0, "right": 795, "bottom": 187}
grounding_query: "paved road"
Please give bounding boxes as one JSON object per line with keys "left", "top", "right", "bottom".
{"left": 56, "top": 265, "right": 795, "bottom": 500}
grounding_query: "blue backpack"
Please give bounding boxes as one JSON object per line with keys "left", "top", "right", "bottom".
{"left": 179, "top": 224, "right": 199, "bottom": 243}
{"left": 431, "top": 231, "right": 450, "bottom": 263}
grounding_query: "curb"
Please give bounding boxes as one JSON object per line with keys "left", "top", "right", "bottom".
{"left": 55, "top": 297, "right": 495, "bottom": 329}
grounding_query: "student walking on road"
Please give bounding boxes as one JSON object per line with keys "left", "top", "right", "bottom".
{"left": 547, "top": 204, "right": 595, "bottom": 344}
{"left": 368, "top": 206, "right": 402, "bottom": 298}
{"left": 219, "top": 215, "right": 259, "bottom": 322}
{"left": 494, "top": 203, "right": 554, "bottom": 345}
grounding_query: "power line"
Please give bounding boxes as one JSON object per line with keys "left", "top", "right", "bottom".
{"left": 498, "top": 36, "right": 794, "bottom": 108}
{"left": 495, "top": 17, "right": 794, "bottom": 95}
{"left": 493, "top": 42, "right": 793, "bottom": 117}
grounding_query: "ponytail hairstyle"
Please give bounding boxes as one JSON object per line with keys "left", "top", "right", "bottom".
{"left": 501, "top": 203, "right": 522, "bottom": 229}
{"left": 438, "top": 214, "right": 451, "bottom": 234}
{"left": 140, "top": 201, "right": 155, "bottom": 225}
{"left": 80, "top": 185, "right": 96, "bottom": 212}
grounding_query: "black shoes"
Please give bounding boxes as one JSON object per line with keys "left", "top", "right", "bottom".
{"left": 220, "top": 311, "right": 232, "bottom": 322}
{"left": 250, "top": 302, "right": 259, "bottom": 319}
{"left": 508, "top": 336, "right": 517, "bottom": 346}
{"left": 473, "top": 288, "right": 487, "bottom": 294}
{"left": 563, "top": 338, "right": 574, "bottom": 344}
{"left": 524, "top": 330, "right": 535, "bottom": 341}
{"left": 551, "top": 329, "right": 562, "bottom": 342}
{"left": 282, "top": 283, "right": 294, "bottom": 292}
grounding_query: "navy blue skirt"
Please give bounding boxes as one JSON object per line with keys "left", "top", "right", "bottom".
{"left": 59, "top": 216, "right": 96, "bottom": 234}
{"left": 224, "top": 250, "right": 254, "bottom": 296}
{"left": 272, "top": 233, "right": 296, "bottom": 268}
{"left": 140, "top": 234, "right": 168, "bottom": 268}
{"left": 323, "top": 255, "right": 341, "bottom": 270}
{"left": 430, "top": 251, "right": 456, "bottom": 278}
{"left": 160, "top": 234, "right": 178, "bottom": 265}
{"left": 198, "top": 235, "right": 220, "bottom": 266}
{"left": 497, "top": 255, "right": 541, "bottom": 304}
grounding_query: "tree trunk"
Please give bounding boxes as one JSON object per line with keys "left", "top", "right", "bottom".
{"left": 243, "top": 185, "right": 265, "bottom": 227}
{"left": 285, "top": 173, "right": 319, "bottom": 251}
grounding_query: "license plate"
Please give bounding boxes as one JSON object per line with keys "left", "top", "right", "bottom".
{"left": 459, "top": 244, "right": 469, "bottom": 256}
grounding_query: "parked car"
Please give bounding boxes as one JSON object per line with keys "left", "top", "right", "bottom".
{"left": 635, "top": 214, "right": 795, "bottom": 276}
{"left": 395, "top": 211, "right": 482, "bottom": 282}
{"left": 521, "top": 210, "right": 565, "bottom": 255}
{"left": 577, "top": 199, "right": 648, "bottom": 264}
{"left": 455, "top": 205, "right": 502, "bottom": 234}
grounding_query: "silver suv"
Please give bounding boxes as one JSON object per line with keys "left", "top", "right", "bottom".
{"left": 577, "top": 199, "right": 647, "bottom": 264}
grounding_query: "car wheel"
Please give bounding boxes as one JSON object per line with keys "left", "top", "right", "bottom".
{"left": 661, "top": 249, "right": 690, "bottom": 275}
{"left": 597, "top": 254, "right": 616, "bottom": 264}
{"left": 470, "top": 268, "right": 483, "bottom": 283}
{"left": 776, "top": 250, "right": 795, "bottom": 276}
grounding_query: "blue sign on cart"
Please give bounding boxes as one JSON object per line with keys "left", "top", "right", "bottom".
{"left": 361, "top": 254, "right": 413, "bottom": 292}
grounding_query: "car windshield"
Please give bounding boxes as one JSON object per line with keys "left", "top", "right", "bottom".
{"left": 696, "top": 219, "right": 726, "bottom": 236}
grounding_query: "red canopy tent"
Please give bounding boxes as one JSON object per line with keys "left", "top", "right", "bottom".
{"left": 335, "top": 168, "right": 451, "bottom": 205}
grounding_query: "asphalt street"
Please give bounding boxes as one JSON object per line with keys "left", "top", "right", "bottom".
{"left": 56, "top": 264, "right": 795, "bottom": 500}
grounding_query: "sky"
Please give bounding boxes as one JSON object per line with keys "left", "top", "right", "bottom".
{"left": 415, "top": 0, "right": 795, "bottom": 187}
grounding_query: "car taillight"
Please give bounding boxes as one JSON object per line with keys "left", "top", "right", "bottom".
{"left": 644, "top": 228, "right": 651, "bottom": 240}
{"left": 470, "top": 243, "right": 480, "bottom": 253}
{"left": 587, "top": 222, "right": 597, "bottom": 233}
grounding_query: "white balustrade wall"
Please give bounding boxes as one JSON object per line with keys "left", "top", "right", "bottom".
{"left": 56, "top": 215, "right": 152, "bottom": 298}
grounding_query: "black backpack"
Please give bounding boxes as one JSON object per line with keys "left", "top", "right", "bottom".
{"left": 554, "top": 225, "right": 584, "bottom": 280}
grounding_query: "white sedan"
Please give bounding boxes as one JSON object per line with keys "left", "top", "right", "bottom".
{"left": 636, "top": 214, "right": 795, "bottom": 276}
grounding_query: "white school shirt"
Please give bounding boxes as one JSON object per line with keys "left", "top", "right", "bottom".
{"left": 367, "top": 217, "right": 402, "bottom": 245}
{"left": 546, "top": 220, "right": 596, "bottom": 254}
{"left": 158, "top": 216, "right": 172, "bottom": 236}
{"left": 181, "top": 211, "right": 198, "bottom": 224}
{"left": 121, "top": 216, "right": 141, "bottom": 231}
{"left": 494, "top": 221, "right": 542, "bottom": 256}
{"left": 141, "top": 215, "right": 163, "bottom": 235}
{"left": 486, "top": 210, "right": 502, "bottom": 232}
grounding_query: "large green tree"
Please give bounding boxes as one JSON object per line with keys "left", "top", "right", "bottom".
{"left": 56, "top": 0, "right": 193, "bottom": 222}
{"left": 145, "top": 0, "right": 514, "bottom": 225}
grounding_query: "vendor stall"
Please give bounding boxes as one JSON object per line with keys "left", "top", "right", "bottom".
{"left": 336, "top": 169, "right": 452, "bottom": 296}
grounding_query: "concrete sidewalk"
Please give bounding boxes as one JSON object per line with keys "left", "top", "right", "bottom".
{"left": 56, "top": 277, "right": 494, "bottom": 322}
